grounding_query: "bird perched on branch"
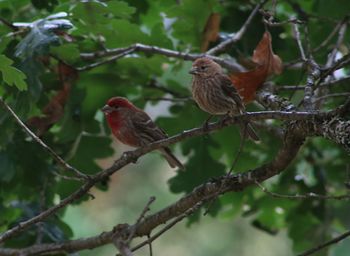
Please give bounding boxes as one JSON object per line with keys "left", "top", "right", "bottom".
{"left": 102, "top": 97, "right": 184, "bottom": 169}
{"left": 189, "top": 57, "right": 259, "bottom": 141}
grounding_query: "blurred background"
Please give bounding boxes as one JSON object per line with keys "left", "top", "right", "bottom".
{"left": 64, "top": 143, "right": 294, "bottom": 256}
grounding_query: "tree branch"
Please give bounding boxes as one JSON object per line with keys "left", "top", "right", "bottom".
{"left": 256, "top": 90, "right": 296, "bottom": 111}
{"left": 314, "top": 117, "right": 350, "bottom": 153}
{"left": 206, "top": 0, "right": 267, "bottom": 55}
{"left": 297, "top": 230, "right": 350, "bottom": 256}
{"left": 0, "top": 98, "right": 347, "bottom": 244}
{"left": 80, "top": 43, "right": 244, "bottom": 72}
{"left": 1, "top": 106, "right": 348, "bottom": 254}
{"left": 256, "top": 181, "right": 350, "bottom": 200}
{"left": 0, "top": 120, "right": 306, "bottom": 255}
{"left": 0, "top": 97, "right": 89, "bottom": 181}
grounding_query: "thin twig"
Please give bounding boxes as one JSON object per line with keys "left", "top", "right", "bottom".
{"left": 130, "top": 202, "right": 204, "bottom": 253}
{"left": 313, "top": 17, "right": 349, "bottom": 53}
{"left": 228, "top": 125, "right": 247, "bottom": 174}
{"left": 77, "top": 48, "right": 135, "bottom": 71}
{"left": 263, "top": 17, "right": 304, "bottom": 27}
{"left": 292, "top": 23, "right": 307, "bottom": 61}
{"left": 260, "top": 8, "right": 303, "bottom": 27}
{"left": 204, "top": 125, "right": 248, "bottom": 216}
{"left": 0, "top": 97, "right": 89, "bottom": 181}
{"left": 127, "top": 197, "right": 156, "bottom": 243}
{"left": 313, "top": 93, "right": 350, "bottom": 104}
{"left": 297, "top": 230, "right": 350, "bottom": 256}
{"left": 292, "top": 23, "right": 321, "bottom": 110}
{"left": 277, "top": 75, "right": 350, "bottom": 91}
{"left": 143, "top": 97, "right": 191, "bottom": 103}
{"left": 112, "top": 227, "right": 134, "bottom": 256}
{"left": 145, "top": 79, "right": 189, "bottom": 99}
{"left": 80, "top": 43, "right": 243, "bottom": 72}
{"left": 256, "top": 181, "right": 350, "bottom": 200}
{"left": 0, "top": 17, "right": 18, "bottom": 30}
{"left": 318, "top": 53, "right": 350, "bottom": 85}
{"left": 207, "top": 0, "right": 267, "bottom": 55}
{"left": 326, "top": 23, "right": 347, "bottom": 67}
{"left": 315, "top": 21, "right": 348, "bottom": 109}
{"left": 147, "top": 234, "right": 153, "bottom": 256}
{"left": 52, "top": 170, "right": 88, "bottom": 182}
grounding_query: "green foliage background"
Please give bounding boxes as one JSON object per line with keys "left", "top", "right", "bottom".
{"left": 0, "top": 0, "right": 349, "bottom": 255}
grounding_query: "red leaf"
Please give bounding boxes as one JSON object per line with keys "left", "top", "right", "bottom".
{"left": 252, "top": 31, "right": 282, "bottom": 76}
{"left": 201, "top": 13, "right": 221, "bottom": 52}
{"left": 27, "top": 62, "right": 78, "bottom": 136}
{"left": 230, "top": 31, "right": 282, "bottom": 104}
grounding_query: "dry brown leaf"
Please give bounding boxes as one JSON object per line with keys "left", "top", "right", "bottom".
{"left": 231, "top": 65, "right": 267, "bottom": 104}
{"left": 230, "top": 31, "right": 283, "bottom": 104}
{"left": 27, "top": 62, "right": 78, "bottom": 136}
{"left": 201, "top": 13, "right": 221, "bottom": 52}
{"left": 252, "top": 31, "right": 283, "bottom": 75}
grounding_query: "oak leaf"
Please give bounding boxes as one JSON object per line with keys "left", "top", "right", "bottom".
{"left": 230, "top": 31, "right": 282, "bottom": 103}
{"left": 201, "top": 13, "right": 221, "bottom": 52}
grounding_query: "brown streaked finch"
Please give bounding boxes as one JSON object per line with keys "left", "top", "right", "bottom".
{"left": 102, "top": 97, "right": 184, "bottom": 169}
{"left": 189, "top": 57, "right": 259, "bottom": 141}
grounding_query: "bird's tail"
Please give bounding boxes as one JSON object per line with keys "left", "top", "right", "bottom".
{"left": 240, "top": 122, "right": 260, "bottom": 141}
{"left": 159, "top": 147, "right": 184, "bottom": 169}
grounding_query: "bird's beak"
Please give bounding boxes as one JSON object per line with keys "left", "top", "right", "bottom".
{"left": 101, "top": 105, "right": 113, "bottom": 114}
{"left": 189, "top": 67, "right": 199, "bottom": 75}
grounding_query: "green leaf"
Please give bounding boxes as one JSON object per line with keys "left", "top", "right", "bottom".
{"left": 0, "top": 55, "right": 27, "bottom": 90}
{"left": 169, "top": 136, "right": 226, "bottom": 194}
{"left": 51, "top": 44, "right": 80, "bottom": 63}
{"left": 287, "top": 212, "right": 322, "bottom": 252}
{"left": 108, "top": 1, "right": 136, "bottom": 19}
{"left": 255, "top": 197, "right": 296, "bottom": 230}
{"left": 0, "top": 152, "right": 16, "bottom": 182}
{"left": 31, "top": 0, "right": 59, "bottom": 11}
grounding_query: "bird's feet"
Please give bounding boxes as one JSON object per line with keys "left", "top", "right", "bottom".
{"left": 219, "top": 114, "right": 230, "bottom": 128}
{"left": 202, "top": 115, "right": 213, "bottom": 131}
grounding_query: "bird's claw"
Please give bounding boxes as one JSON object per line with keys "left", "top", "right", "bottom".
{"left": 202, "top": 115, "right": 214, "bottom": 131}
{"left": 219, "top": 114, "right": 230, "bottom": 127}
{"left": 202, "top": 121, "right": 210, "bottom": 131}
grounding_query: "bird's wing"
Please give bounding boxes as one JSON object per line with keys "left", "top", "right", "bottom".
{"left": 220, "top": 74, "right": 245, "bottom": 112}
{"left": 132, "top": 110, "right": 168, "bottom": 145}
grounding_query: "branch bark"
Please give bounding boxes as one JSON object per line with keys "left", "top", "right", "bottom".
{"left": 0, "top": 97, "right": 348, "bottom": 244}
{"left": 0, "top": 119, "right": 305, "bottom": 256}
{"left": 79, "top": 43, "right": 244, "bottom": 72}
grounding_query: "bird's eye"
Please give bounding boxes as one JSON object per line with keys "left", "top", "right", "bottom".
{"left": 200, "top": 65, "right": 206, "bottom": 70}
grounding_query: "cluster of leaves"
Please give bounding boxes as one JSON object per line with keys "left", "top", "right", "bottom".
{"left": 0, "top": 0, "right": 349, "bottom": 254}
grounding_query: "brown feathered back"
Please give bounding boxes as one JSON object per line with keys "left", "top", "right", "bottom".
{"left": 190, "top": 58, "right": 259, "bottom": 141}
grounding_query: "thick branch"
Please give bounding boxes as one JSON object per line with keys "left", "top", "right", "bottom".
{"left": 0, "top": 109, "right": 344, "bottom": 244}
{"left": 314, "top": 117, "right": 350, "bottom": 152}
{"left": 256, "top": 90, "right": 296, "bottom": 111}
{"left": 0, "top": 98, "right": 89, "bottom": 180}
{"left": 0, "top": 122, "right": 305, "bottom": 256}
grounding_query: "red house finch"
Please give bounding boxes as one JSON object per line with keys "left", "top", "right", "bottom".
{"left": 102, "top": 97, "right": 184, "bottom": 169}
{"left": 189, "top": 57, "right": 259, "bottom": 141}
